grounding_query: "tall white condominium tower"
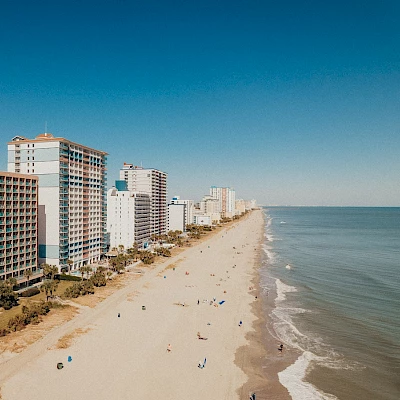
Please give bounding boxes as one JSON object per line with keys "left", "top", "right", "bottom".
{"left": 170, "top": 196, "right": 194, "bottom": 230}
{"left": 0, "top": 172, "right": 40, "bottom": 288}
{"left": 120, "top": 163, "right": 167, "bottom": 236}
{"left": 107, "top": 180, "right": 151, "bottom": 250}
{"left": 8, "top": 133, "right": 107, "bottom": 272}
{"left": 210, "top": 186, "right": 236, "bottom": 218}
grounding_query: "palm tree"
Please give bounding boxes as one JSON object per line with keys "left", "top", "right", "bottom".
{"left": 106, "top": 271, "right": 113, "bottom": 280}
{"left": 79, "top": 266, "right": 86, "bottom": 281}
{"left": 40, "top": 280, "right": 59, "bottom": 301}
{"left": 118, "top": 244, "right": 125, "bottom": 254}
{"left": 24, "top": 268, "right": 33, "bottom": 287}
{"left": 66, "top": 259, "right": 74, "bottom": 273}
{"left": 85, "top": 266, "right": 92, "bottom": 280}
{"left": 42, "top": 264, "right": 58, "bottom": 280}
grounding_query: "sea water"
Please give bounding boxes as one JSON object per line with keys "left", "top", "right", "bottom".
{"left": 260, "top": 207, "right": 400, "bottom": 400}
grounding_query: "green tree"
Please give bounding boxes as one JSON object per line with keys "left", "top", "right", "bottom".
{"left": 42, "top": 264, "right": 58, "bottom": 280}
{"left": 139, "top": 250, "right": 155, "bottom": 265}
{"left": 90, "top": 272, "right": 106, "bottom": 287}
{"left": 85, "top": 266, "right": 92, "bottom": 280}
{"left": 24, "top": 268, "right": 33, "bottom": 287}
{"left": 40, "top": 280, "right": 59, "bottom": 301}
{"left": 155, "top": 247, "right": 171, "bottom": 257}
{"left": 0, "top": 278, "right": 19, "bottom": 310}
{"left": 66, "top": 259, "right": 74, "bottom": 273}
{"left": 79, "top": 266, "right": 86, "bottom": 281}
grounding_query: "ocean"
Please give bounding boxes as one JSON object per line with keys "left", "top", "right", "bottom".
{"left": 260, "top": 207, "right": 400, "bottom": 400}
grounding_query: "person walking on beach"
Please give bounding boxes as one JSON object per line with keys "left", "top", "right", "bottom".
{"left": 167, "top": 344, "right": 172, "bottom": 353}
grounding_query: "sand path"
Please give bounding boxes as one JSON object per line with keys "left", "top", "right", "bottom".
{"left": 1, "top": 210, "right": 263, "bottom": 400}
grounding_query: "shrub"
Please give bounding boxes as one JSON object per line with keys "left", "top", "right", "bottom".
{"left": 0, "top": 280, "right": 19, "bottom": 310}
{"left": 57, "top": 274, "right": 83, "bottom": 282}
{"left": 2, "top": 301, "right": 52, "bottom": 336}
{"left": 90, "top": 272, "right": 106, "bottom": 287}
{"left": 20, "top": 287, "right": 40, "bottom": 297}
{"left": 63, "top": 281, "right": 95, "bottom": 298}
{"left": 0, "top": 328, "right": 8, "bottom": 337}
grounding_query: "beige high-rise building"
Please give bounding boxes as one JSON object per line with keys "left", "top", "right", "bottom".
{"left": 210, "top": 186, "right": 236, "bottom": 218}
{"left": 0, "top": 172, "right": 40, "bottom": 287}
{"left": 8, "top": 133, "right": 107, "bottom": 272}
{"left": 120, "top": 163, "right": 167, "bottom": 236}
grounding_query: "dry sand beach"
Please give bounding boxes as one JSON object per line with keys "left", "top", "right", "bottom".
{"left": 0, "top": 210, "right": 290, "bottom": 400}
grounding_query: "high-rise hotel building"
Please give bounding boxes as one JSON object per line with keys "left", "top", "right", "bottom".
{"left": 0, "top": 172, "right": 39, "bottom": 286}
{"left": 107, "top": 180, "right": 151, "bottom": 250}
{"left": 210, "top": 186, "right": 236, "bottom": 218}
{"left": 120, "top": 163, "right": 167, "bottom": 236}
{"left": 7, "top": 133, "right": 107, "bottom": 272}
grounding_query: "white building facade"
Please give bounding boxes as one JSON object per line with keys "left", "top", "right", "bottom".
{"left": 107, "top": 183, "right": 151, "bottom": 250}
{"left": 8, "top": 133, "right": 107, "bottom": 271}
{"left": 168, "top": 203, "right": 186, "bottom": 232}
{"left": 193, "top": 214, "right": 212, "bottom": 226}
{"left": 120, "top": 163, "right": 167, "bottom": 237}
{"left": 170, "top": 196, "right": 194, "bottom": 230}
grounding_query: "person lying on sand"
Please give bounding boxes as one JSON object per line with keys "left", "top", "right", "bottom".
{"left": 197, "top": 332, "right": 208, "bottom": 340}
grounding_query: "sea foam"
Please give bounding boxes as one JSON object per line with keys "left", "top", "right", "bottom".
{"left": 279, "top": 352, "right": 339, "bottom": 400}
{"left": 275, "top": 278, "right": 297, "bottom": 302}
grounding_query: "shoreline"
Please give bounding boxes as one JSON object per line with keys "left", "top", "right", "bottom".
{"left": 236, "top": 210, "right": 297, "bottom": 400}
{"left": 1, "top": 210, "right": 285, "bottom": 400}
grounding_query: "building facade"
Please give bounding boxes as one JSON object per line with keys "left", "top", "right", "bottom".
{"left": 193, "top": 214, "right": 212, "bottom": 226}
{"left": 210, "top": 186, "right": 236, "bottom": 218}
{"left": 235, "top": 199, "right": 246, "bottom": 215}
{"left": 0, "top": 172, "right": 40, "bottom": 286}
{"left": 170, "top": 196, "right": 194, "bottom": 230}
{"left": 107, "top": 182, "right": 151, "bottom": 250}
{"left": 7, "top": 133, "right": 107, "bottom": 272}
{"left": 168, "top": 203, "right": 186, "bottom": 232}
{"left": 120, "top": 163, "right": 167, "bottom": 237}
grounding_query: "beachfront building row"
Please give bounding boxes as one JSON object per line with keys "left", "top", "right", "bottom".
{"left": 107, "top": 181, "right": 151, "bottom": 250}
{"left": 0, "top": 172, "right": 40, "bottom": 287}
{"left": 7, "top": 133, "right": 107, "bottom": 272}
{"left": 120, "top": 163, "right": 167, "bottom": 237}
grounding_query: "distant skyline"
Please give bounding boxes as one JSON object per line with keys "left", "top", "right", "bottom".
{"left": 1, "top": 0, "right": 399, "bottom": 206}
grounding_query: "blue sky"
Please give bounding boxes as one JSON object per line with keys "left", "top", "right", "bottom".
{"left": 1, "top": 0, "right": 399, "bottom": 206}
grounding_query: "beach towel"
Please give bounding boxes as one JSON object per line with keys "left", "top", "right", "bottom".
{"left": 219, "top": 300, "right": 225, "bottom": 305}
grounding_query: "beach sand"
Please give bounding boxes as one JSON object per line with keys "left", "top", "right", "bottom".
{"left": 0, "top": 210, "right": 291, "bottom": 400}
